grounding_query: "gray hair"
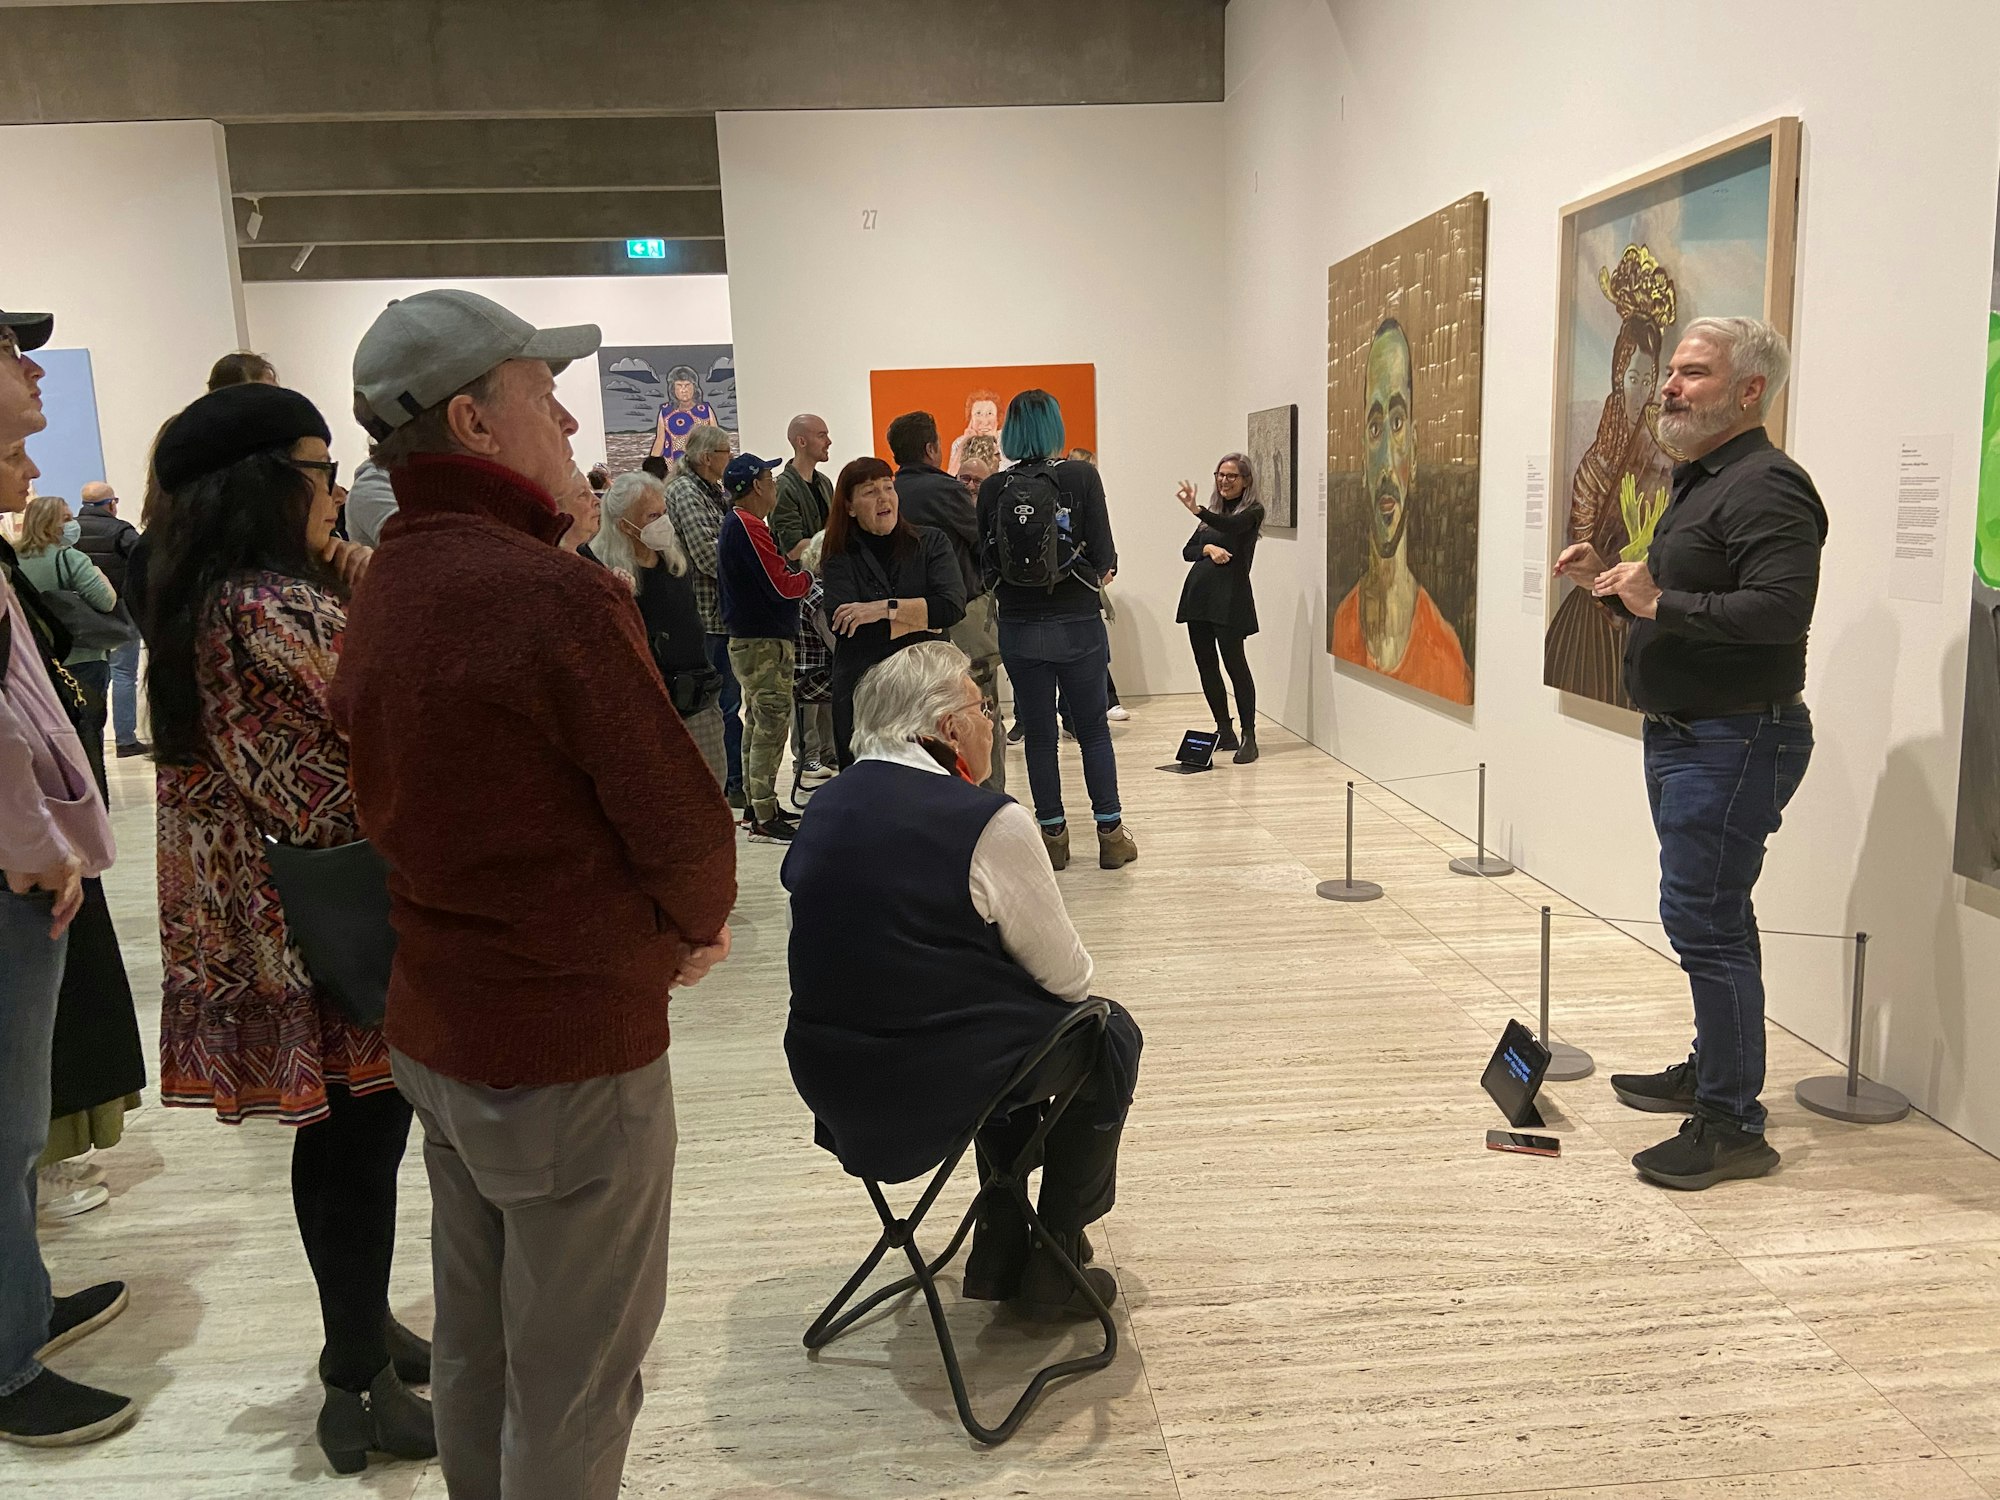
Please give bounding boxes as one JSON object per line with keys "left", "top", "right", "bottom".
{"left": 682, "top": 423, "right": 732, "bottom": 467}
{"left": 1682, "top": 316, "right": 1791, "bottom": 417}
{"left": 851, "top": 641, "right": 975, "bottom": 760}
{"left": 594, "top": 472, "right": 685, "bottom": 583}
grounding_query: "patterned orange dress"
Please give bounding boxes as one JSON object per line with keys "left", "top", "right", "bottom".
{"left": 156, "top": 574, "right": 394, "bottom": 1126}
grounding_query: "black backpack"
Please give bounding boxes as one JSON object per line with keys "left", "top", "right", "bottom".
{"left": 992, "top": 461, "right": 1076, "bottom": 591}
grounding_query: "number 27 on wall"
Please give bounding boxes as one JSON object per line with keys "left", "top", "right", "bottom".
{"left": 860, "top": 209, "right": 878, "bottom": 230}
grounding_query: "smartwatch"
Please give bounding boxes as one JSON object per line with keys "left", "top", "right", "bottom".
{"left": 885, "top": 598, "right": 899, "bottom": 615}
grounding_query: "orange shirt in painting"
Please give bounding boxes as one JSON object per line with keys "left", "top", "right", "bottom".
{"left": 1333, "top": 585, "right": 1472, "bottom": 706}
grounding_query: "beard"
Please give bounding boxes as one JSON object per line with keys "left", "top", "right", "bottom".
{"left": 1656, "top": 392, "right": 1739, "bottom": 459}
{"left": 1369, "top": 479, "right": 1408, "bottom": 560}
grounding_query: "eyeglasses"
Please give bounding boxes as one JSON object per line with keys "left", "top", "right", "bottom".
{"left": 950, "top": 699, "right": 995, "bottom": 723}
{"left": 290, "top": 458, "right": 340, "bottom": 491}
{"left": 1214, "top": 470, "right": 1243, "bottom": 481}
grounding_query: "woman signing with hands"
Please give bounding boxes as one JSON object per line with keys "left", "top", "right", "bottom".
{"left": 1175, "top": 453, "right": 1264, "bottom": 763}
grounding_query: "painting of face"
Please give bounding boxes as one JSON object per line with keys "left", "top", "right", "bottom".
{"left": 1326, "top": 193, "right": 1486, "bottom": 708}
{"left": 867, "top": 364, "right": 1097, "bottom": 467}
{"left": 1363, "top": 324, "right": 1415, "bottom": 559}
{"left": 596, "top": 344, "right": 737, "bottom": 475}
{"left": 1542, "top": 119, "right": 1800, "bottom": 709}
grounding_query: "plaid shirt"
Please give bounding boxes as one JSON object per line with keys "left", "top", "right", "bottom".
{"left": 663, "top": 468, "right": 730, "bottom": 634}
{"left": 794, "top": 577, "right": 832, "bottom": 701}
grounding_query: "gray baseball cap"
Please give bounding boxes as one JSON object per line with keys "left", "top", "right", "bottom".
{"left": 352, "top": 288, "right": 599, "bottom": 438}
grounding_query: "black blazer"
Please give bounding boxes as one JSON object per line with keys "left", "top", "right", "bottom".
{"left": 819, "top": 524, "right": 966, "bottom": 685}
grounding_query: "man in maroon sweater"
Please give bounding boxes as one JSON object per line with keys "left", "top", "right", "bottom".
{"left": 328, "top": 289, "right": 738, "bottom": 1500}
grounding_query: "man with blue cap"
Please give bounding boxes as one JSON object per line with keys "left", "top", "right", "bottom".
{"left": 717, "top": 450, "right": 812, "bottom": 842}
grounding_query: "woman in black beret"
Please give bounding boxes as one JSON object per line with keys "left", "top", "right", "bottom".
{"left": 145, "top": 383, "right": 435, "bottom": 1475}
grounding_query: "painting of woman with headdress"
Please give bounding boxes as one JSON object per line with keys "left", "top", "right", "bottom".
{"left": 1544, "top": 243, "right": 1677, "bottom": 707}
{"left": 649, "top": 363, "right": 719, "bottom": 464}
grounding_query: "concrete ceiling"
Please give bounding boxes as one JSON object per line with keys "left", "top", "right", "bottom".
{"left": 0, "top": 0, "right": 1226, "bottom": 281}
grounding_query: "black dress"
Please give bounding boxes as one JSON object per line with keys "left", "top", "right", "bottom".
{"left": 1176, "top": 499, "right": 1264, "bottom": 636}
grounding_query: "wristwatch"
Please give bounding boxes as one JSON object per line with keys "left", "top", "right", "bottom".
{"left": 885, "top": 598, "right": 899, "bottom": 616}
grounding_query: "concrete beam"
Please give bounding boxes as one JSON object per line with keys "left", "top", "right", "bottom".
{"left": 234, "top": 189, "right": 725, "bottom": 246}
{"left": 237, "top": 239, "right": 728, "bottom": 282}
{"left": 226, "top": 117, "right": 721, "bottom": 196}
{"left": 0, "top": 0, "right": 1224, "bottom": 122}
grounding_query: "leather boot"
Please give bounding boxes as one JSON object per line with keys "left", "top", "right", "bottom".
{"left": 1213, "top": 720, "right": 1240, "bottom": 752}
{"left": 315, "top": 1364, "right": 437, "bottom": 1476}
{"left": 1097, "top": 822, "right": 1138, "bottom": 869}
{"left": 1012, "top": 1228, "right": 1119, "bottom": 1324}
{"left": 386, "top": 1317, "right": 430, "bottom": 1386}
{"left": 1233, "top": 728, "right": 1259, "bottom": 764}
{"left": 962, "top": 1198, "right": 1032, "bottom": 1301}
{"left": 1042, "top": 824, "right": 1070, "bottom": 871}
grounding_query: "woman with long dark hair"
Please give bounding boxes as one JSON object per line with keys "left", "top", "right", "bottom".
{"left": 819, "top": 455, "right": 965, "bottom": 765}
{"left": 143, "top": 383, "right": 434, "bottom": 1475}
{"left": 1175, "top": 451, "right": 1264, "bottom": 763}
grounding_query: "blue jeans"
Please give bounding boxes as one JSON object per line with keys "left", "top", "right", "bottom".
{"left": 109, "top": 637, "right": 141, "bottom": 746}
{"left": 1001, "top": 615, "right": 1121, "bottom": 828}
{"left": 705, "top": 632, "right": 744, "bottom": 794}
{"left": 0, "top": 890, "right": 68, "bottom": 1395}
{"left": 1643, "top": 702, "right": 1813, "bottom": 1133}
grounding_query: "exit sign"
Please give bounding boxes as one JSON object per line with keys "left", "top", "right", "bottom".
{"left": 625, "top": 238, "right": 667, "bottom": 260}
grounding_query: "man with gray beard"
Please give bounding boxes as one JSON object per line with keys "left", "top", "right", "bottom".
{"left": 1555, "top": 316, "right": 1825, "bottom": 1191}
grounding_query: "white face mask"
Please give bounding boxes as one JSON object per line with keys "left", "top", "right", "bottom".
{"left": 636, "top": 516, "right": 677, "bottom": 551}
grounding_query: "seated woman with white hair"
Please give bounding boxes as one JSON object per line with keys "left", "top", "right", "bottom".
{"left": 589, "top": 470, "right": 728, "bottom": 786}
{"left": 782, "top": 641, "right": 1142, "bottom": 1320}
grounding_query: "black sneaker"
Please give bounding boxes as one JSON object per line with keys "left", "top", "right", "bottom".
{"left": 36, "top": 1282, "right": 128, "bottom": 1362}
{"left": 0, "top": 1368, "right": 136, "bottom": 1447}
{"left": 1632, "top": 1114, "right": 1780, "bottom": 1190}
{"left": 1007, "top": 723, "right": 1026, "bottom": 745}
{"left": 746, "top": 814, "right": 796, "bottom": 845}
{"left": 725, "top": 782, "right": 747, "bottom": 812}
{"left": 113, "top": 741, "right": 150, "bottom": 759}
{"left": 1011, "top": 1230, "right": 1119, "bottom": 1324}
{"left": 1611, "top": 1058, "right": 1699, "bottom": 1113}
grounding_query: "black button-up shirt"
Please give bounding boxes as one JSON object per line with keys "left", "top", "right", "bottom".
{"left": 1621, "top": 426, "right": 1828, "bottom": 717}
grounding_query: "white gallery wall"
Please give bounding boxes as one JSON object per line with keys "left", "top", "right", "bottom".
{"left": 2, "top": 120, "right": 245, "bottom": 502}
{"left": 245, "top": 275, "right": 734, "bottom": 476}
{"left": 1221, "top": 0, "right": 2000, "bottom": 1152}
{"left": 717, "top": 104, "right": 1227, "bottom": 696}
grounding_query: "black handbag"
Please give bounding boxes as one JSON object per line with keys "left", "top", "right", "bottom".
{"left": 44, "top": 550, "right": 140, "bottom": 652}
{"left": 262, "top": 835, "right": 397, "bottom": 1028}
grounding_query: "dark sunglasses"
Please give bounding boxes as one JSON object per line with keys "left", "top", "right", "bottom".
{"left": 290, "top": 458, "right": 341, "bottom": 491}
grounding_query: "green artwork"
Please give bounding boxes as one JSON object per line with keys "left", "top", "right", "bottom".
{"left": 1952, "top": 285, "right": 2000, "bottom": 888}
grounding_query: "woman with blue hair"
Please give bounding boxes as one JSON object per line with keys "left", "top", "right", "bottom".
{"left": 974, "top": 390, "right": 1135, "bottom": 871}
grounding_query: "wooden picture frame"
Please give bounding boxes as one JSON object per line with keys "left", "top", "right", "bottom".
{"left": 1542, "top": 118, "right": 1802, "bottom": 710}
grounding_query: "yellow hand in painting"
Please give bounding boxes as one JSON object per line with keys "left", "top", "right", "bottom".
{"left": 1617, "top": 475, "right": 1669, "bottom": 564}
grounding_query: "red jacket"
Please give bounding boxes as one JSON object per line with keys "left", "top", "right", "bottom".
{"left": 328, "top": 453, "right": 737, "bottom": 1087}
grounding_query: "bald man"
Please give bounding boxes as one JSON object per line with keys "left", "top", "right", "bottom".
{"left": 772, "top": 413, "right": 832, "bottom": 559}
{"left": 74, "top": 478, "right": 146, "bottom": 754}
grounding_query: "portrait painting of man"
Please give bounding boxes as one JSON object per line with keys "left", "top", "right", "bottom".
{"left": 1327, "top": 194, "right": 1486, "bottom": 707}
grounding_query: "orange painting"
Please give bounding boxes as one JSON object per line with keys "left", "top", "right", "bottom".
{"left": 868, "top": 364, "right": 1097, "bottom": 469}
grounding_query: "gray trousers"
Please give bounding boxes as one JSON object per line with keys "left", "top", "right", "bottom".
{"left": 950, "top": 593, "right": 1007, "bottom": 794}
{"left": 392, "top": 1048, "right": 677, "bottom": 1500}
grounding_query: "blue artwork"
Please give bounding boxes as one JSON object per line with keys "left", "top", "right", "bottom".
{"left": 597, "top": 343, "right": 737, "bottom": 476}
{"left": 24, "top": 348, "right": 107, "bottom": 506}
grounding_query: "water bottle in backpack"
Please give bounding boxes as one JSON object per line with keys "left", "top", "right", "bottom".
{"left": 994, "top": 462, "right": 1074, "bottom": 591}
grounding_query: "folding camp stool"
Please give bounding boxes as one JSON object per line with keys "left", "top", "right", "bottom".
{"left": 802, "top": 998, "right": 1118, "bottom": 1445}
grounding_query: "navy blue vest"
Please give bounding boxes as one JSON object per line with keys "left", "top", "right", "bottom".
{"left": 782, "top": 759, "right": 1068, "bottom": 1182}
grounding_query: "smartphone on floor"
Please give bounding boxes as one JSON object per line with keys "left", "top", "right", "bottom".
{"left": 1486, "top": 1128, "right": 1560, "bottom": 1158}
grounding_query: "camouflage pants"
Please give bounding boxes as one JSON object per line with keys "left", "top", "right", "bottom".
{"left": 727, "top": 637, "right": 796, "bottom": 822}
{"left": 949, "top": 593, "right": 1006, "bottom": 794}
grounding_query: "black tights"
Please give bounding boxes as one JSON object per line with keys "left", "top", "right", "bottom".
{"left": 290, "top": 1083, "right": 414, "bottom": 1390}
{"left": 1187, "top": 622, "right": 1256, "bottom": 730}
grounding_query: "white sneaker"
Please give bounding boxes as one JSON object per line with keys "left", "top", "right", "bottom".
{"left": 38, "top": 1163, "right": 109, "bottom": 1221}
{"left": 1105, "top": 705, "right": 1131, "bottom": 722}
{"left": 800, "top": 762, "right": 835, "bottom": 789}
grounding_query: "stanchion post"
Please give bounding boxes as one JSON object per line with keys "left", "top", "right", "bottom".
{"left": 1797, "top": 930, "right": 1911, "bottom": 1124}
{"left": 1316, "top": 780, "right": 1383, "bottom": 903}
{"left": 1538, "top": 905, "right": 1594, "bottom": 1081}
{"left": 1449, "top": 762, "right": 1516, "bottom": 879}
